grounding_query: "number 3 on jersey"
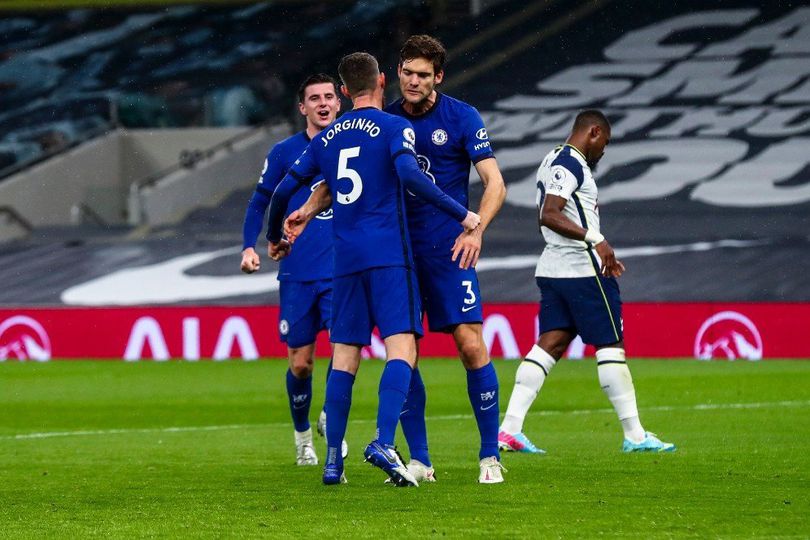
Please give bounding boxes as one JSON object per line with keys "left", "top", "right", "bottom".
{"left": 337, "top": 146, "right": 363, "bottom": 204}
{"left": 462, "top": 280, "right": 476, "bottom": 305}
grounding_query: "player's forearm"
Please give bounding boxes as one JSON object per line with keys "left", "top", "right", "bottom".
{"left": 266, "top": 176, "right": 301, "bottom": 243}
{"left": 242, "top": 190, "right": 271, "bottom": 249}
{"left": 475, "top": 170, "right": 506, "bottom": 233}
{"left": 541, "top": 209, "right": 590, "bottom": 241}
{"left": 300, "top": 183, "right": 332, "bottom": 220}
{"left": 403, "top": 171, "right": 467, "bottom": 221}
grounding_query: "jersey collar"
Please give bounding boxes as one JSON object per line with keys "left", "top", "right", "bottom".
{"left": 397, "top": 92, "right": 442, "bottom": 120}
{"left": 565, "top": 143, "right": 587, "bottom": 163}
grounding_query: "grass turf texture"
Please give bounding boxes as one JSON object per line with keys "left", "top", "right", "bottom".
{"left": 1, "top": 359, "right": 808, "bottom": 538}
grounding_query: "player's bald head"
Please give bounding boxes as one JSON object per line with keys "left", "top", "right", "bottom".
{"left": 572, "top": 109, "right": 610, "bottom": 135}
{"left": 338, "top": 52, "right": 380, "bottom": 97}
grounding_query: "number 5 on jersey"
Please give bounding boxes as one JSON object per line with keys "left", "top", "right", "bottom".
{"left": 337, "top": 146, "right": 363, "bottom": 204}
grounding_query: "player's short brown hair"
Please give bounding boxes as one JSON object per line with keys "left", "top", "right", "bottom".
{"left": 399, "top": 34, "right": 447, "bottom": 74}
{"left": 338, "top": 52, "right": 380, "bottom": 97}
{"left": 297, "top": 73, "right": 338, "bottom": 103}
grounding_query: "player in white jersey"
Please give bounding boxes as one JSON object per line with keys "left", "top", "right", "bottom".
{"left": 498, "top": 110, "right": 676, "bottom": 454}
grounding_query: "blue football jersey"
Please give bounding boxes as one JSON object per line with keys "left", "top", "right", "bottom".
{"left": 386, "top": 93, "right": 494, "bottom": 255}
{"left": 257, "top": 132, "right": 333, "bottom": 282}
{"left": 285, "top": 108, "right": 420, "bottom": 277}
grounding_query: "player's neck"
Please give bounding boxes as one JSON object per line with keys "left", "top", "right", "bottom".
{"left": 352, "top": 93, "right": 382, "bottom": 110}
{"left": 402, "top": 90, "right": 438, "bottom": 116}
{"left": 305, "top": 124, "right": 322, "bottom": 140}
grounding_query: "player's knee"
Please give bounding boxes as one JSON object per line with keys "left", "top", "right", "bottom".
{"left": 289, "top": 350, "right": 314, "bottom": 378}
{"left": 457, "top": 339, "right": 488, "bottom": 369}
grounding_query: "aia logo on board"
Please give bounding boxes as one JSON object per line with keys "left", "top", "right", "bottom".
{"left": 694, "top": 311, "right": 762, "bottom": 361}
{"left": 0, "top": 315, "right": 52, "bottom": 361}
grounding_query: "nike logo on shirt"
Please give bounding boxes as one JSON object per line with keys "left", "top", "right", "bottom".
{"left": 462, "top": 305, "right": 477, "bottom": 313}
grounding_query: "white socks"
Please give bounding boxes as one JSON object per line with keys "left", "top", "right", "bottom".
{"left": 596, "top": 347, "right": 645, "bottom": 443}
{"left": 501, "top": 345, "right": 556, "bottom": 434}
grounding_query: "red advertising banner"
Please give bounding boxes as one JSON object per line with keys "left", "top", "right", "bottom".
{"left": 0, "top": 303, "right": 807, "bottom": 361}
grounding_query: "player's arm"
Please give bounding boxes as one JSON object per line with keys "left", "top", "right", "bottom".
{"left": 241, "top": 190, "right": 270, "bottom": 273}
{"left": 394, "top": 153, "right": 480, "bottom": 231}
{"left": 284, "top": 181, "right": 332, "bottom": 243}
{"left": 266, "top": 148, "right": 319, "bottom": 260}
{"left": 451, "top": 109, "right": 506, "bottom": 269}
{"left": 541, "top": 193, "right": 624, "bottom": 278}
{"left": 451, "top": 157, "right": 507, "bottom": 269}
{"left": 241, "top": 149, "right": 285, "bottom": 273}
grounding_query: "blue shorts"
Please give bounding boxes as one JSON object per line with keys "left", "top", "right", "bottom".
{"left": 415, "top": 254, "right": 483, "bottom": 333}
{"left": 330, "top": 266, "right": 423, "bottom": 345}
{"left": 278, "top": 279, "right": 332, "bottom": 348}
{"left": 536, "top": 276, "right": 623, "bottom": 347}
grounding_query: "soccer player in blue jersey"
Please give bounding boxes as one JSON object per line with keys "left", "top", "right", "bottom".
{"left": 267, "top": 52, "right": 481, "bottom": 486}
{"left": 240, "top": 74, "right": 346, "bottom": 466}
{"left": 385, "top": 35, "right": 508, "bottom": 483}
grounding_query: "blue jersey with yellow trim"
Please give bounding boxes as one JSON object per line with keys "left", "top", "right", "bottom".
{"left": 386, "top": 93, "right": 494, "bottom": 255}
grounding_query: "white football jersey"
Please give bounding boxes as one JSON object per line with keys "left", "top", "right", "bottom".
{"left": 535, "top": 144, "right": 602, "bottom": 278}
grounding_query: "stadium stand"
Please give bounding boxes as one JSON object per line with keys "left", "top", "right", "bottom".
{"left": 1, "top": 0, "right": 809, "bottom": 312}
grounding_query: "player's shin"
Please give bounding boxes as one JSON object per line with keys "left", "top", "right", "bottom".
{"left": 286, "top": 369, "right": 313, "bottom": 432}
{"left": 322, "top": 358, "right": 333, "bottom": 413}
{"left": 376, "top": 360, "right": 412, "bottom": 446}
{"left": 466, "top": 362, "right": 500, "bottom": 460}
{"left": 501, "top": 345, "right": 555, "bottom": 434}
{"left": 324, "top": 369, "right": 355, "bottom": 467}
{"left": 399, "top": 367, "right": 431, "bottom": 466}
{"left": 596, "top": 348, "right": 645, "bottom": 443}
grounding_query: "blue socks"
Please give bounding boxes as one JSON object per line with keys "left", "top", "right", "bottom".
{"left": 467, "top": 362, "right": 500, "bottom": 460}
{"left": 400, "top": 367, "right": 431, "bottom": 466}
{"left": 286, "top": 369, "right": 312, "bottom": 432}
{"left": 324, "top": 369, "right": 355, "bottom": 469}
{"left": 376, "top": 359, "right": 412, "bottom": 446}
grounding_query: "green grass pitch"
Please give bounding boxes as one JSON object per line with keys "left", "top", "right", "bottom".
{"left": 1, "top": 359, "right": 808, "bottom": 538}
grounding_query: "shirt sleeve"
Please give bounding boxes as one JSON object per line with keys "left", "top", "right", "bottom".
{"left": 394, "top": 152, "right": 468, "bottom": 222}
{"left": 257, "top": 145, "right": 286, "bottom": 197}
{"left": 461, "top": 106, "right": 494, "bottom": 164}
{"left": 266, "top": 145, "right": 320, "bottom": 243}
{"left": 388, "top": 118, "right": 418, "bottom": 162}
{"left": 545, "top": 164, "right": 580, "bottom": 201}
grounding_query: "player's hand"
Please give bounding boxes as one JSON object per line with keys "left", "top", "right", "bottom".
{"left": 609, "top": 259, "right": 626, "bottom": 278}
{"left": 268, "top": 240, "right": 291, "bottom": 261}
{"left": 461, "top": 211, "right": 481, "bottom": 232}
{"left": 595, "top": 240, "right": 623, "bottom": 277}
{"left": 240, "top": 247, "right": 260, "bottom": 274}
{"left": 451, "top": 228, "right": 482, "bottom": 270}
{"left": 284, "top": 209, "right": 309, "bottom": 244}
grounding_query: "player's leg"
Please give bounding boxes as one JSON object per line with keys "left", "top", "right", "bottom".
{"left": 499, "top": 277, "right": 577, "bottom": 453}
{"left": 362, "top": 266, "right": 422, "bottom": 487}
{"left": 572, "top": 276, "right": 675, "bottom": 452}
{"left": 278, "top": 280, "right": 321, "bottom": 465}
{"left": 287, "top": 343, "right": 318, "bottom": 465}
{"left": 398, "top": 260, "right": 431, "bottom": 474}
{"left": 322, "top": 272, "right": 371, "bottom": 484}
{"left": 451, "top": 322, "right": 506, "bottom": 483}
{"left": 312, "top": 279, "right": 348, "bottom": 458}
{"left": 322, "top": 343, "right": 361, "bottom": 484}
{"left": 499, "top": 328, "right": 574, "bottom": 453}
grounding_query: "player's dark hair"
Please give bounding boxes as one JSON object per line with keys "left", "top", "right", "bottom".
{"left": 297, "top": 73, "right": 338, "bottom": 103}
{"left": 399, "top": 34, "right": 447, "bottom": 74}
{"left": 573, "top": 110, "right": 610, "bottom": 133}
{"left": 338, "top": 52, "right": 380, "bottom": 97}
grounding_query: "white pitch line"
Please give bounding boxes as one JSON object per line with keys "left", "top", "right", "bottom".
{"left": 2, "top": 400, "right": 808, "bottom": 442}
